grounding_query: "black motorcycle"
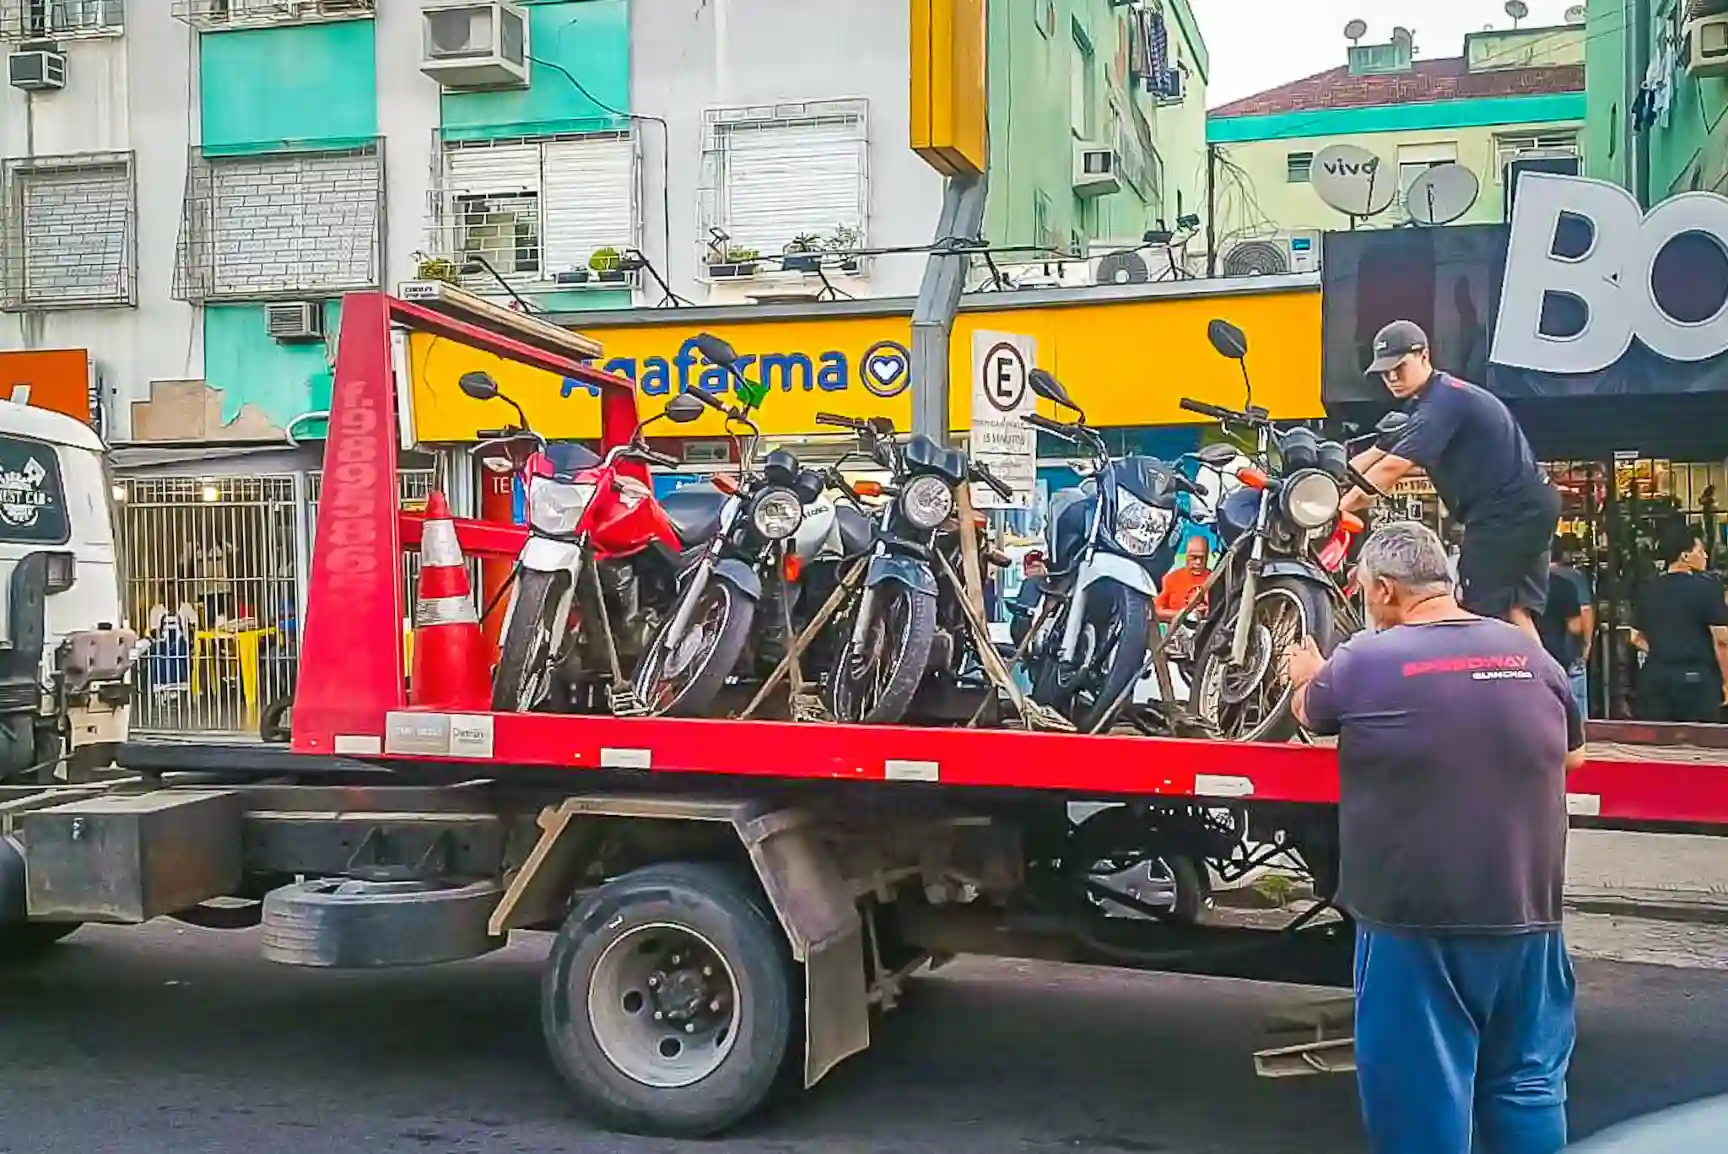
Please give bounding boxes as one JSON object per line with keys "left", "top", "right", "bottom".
{"left": 1175, "top": 319, "right": 1386, "bottom": 743}
{"left": 631, "top": 336, "right": 827, "bottom": 717}
{"left": 813, "top": 412, "right": 1012, "bottom": 725}
{"left": 1018, "top": 368, "right": 1191, "bottom": 730}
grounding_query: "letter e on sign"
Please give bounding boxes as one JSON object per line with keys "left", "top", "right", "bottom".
{"left": 1493, "top": 173, "right": 1728, "bottom": 374}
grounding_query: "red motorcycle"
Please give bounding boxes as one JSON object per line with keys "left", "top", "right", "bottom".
{"left": 459, "top": 371, "right": 721, "bottom": 713}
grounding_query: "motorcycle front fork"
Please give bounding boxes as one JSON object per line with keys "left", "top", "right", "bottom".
{"left": 1228, "top": 503, "right": 1274, "bottom": 667}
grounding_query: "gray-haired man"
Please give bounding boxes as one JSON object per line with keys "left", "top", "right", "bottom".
{"left": 1283, "top": 522, "right": 1586, "bottom": 1154}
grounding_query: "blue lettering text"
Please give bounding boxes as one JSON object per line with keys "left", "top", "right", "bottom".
{"left": 818, "top": 351, "right": 848, "bottom": 392}
{"left": 761, "top": 352, "right": 813, "bottom": 393}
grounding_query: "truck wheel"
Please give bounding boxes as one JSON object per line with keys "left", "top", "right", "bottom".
{"left": 542, "top": 862, "right": 795, "bottom": 1138}
{"left": 0, "top": 922, "right": 80, "bottom": 963}
{"left": 260, "top": 878, "right": 507, "bottom": 968}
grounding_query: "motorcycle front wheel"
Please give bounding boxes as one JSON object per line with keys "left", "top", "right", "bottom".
{"left": 632, "top": 578, "right": 754, "bottom": 718}
{"left": 1189, "top": 577, "right": 1337, "bottom": 743}
{"left": 829, "top": 584, "right": 938, "bottom": 725}
{"left": 493, "top": 569, "right": 574, "bottom": 714}
{"left": 1032, "top": 582, "right": 1152, "bottom": 732}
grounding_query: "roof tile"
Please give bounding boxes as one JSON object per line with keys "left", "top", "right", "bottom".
{"left": 1210, "top": 57, "right": 1585, "bottom": 119}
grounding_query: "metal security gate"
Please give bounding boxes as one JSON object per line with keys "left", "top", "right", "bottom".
{"left": 121, "top": 475, "right": 301, "bottom": 735}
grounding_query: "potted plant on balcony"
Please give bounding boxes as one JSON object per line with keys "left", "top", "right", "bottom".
{"left": 707, "top": 245, "right": 761, "bottom": 279}
{"left": 415, "top": 254, "right": 462, "bottom": 285}
{"left": 783, "top": 233, "right": 824, "bottom": 274}
{"left": 826, "top": 224, "right": 863, "bottom": 273}
{"left": 554, "top": 266, "right": 592, "bottom": 285}
{"left": 589, "top": 247, "right": 628, "bottom": 284}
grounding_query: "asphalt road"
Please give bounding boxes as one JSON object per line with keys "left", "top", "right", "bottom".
{"left": 3, "top": 922, "right": 1727, "bottom": 1154}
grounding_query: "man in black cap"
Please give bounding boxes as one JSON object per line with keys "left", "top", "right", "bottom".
{"left": 1343, "top": 320, "right": 1560, "bottom": 641}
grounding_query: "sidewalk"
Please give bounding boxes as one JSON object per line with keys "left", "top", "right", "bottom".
{"left": 1565, "top": 829, "right": 1728, "bottom": 924}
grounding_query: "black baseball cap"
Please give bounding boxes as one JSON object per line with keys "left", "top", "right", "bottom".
{"left": 1364, "top": 320, "right": 1429, "bottom": 375}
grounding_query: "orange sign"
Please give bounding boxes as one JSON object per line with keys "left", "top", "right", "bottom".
{"left": 0, "top": 349, "right": 92, "bottom": 425}
{"left": 910, "top": 0, "right": 988, "bottom": 177}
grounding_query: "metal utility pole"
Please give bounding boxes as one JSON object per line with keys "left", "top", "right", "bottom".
{"left": 910, "top": 172, "right": 989, "bottom": 444}
{"left": 1205, "top": 143, "right": 1219, "bottom": 279}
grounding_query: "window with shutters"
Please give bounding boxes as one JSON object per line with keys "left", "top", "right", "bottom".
{"left": 698, "top": 100, "right": 868, "bottom": 278}
{"left": 2, "top": 150, "right": 136, "bottom": 311}
{"left": 1493, "top": 130, "right": 1579, "bottom": 172}
{"left": 431, "top": 130, "right": 639, "bottom": 288}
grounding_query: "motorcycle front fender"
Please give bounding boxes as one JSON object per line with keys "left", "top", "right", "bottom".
{"left": 518, "top": 535, "right": 584, "bottom": 575}
{"left": 864, "top": 554, "right": 938, "bottom": 599}
{"left": 713, "top": 557, "right": 763, "bottom": 602}
{"left": 1076, "top": 552, "right": 1157, "bottom": 598}
{"left": 1260, "top": 558, "right": 1338, "bottom": 592}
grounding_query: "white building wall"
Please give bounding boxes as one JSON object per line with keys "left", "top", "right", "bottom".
{"left": 373, "top": 1, "right": 440, "bottom": 294}
{"left": 631, "top": 0, "right": 946, "bottom": 303}
{"left": 0, "top": 18, "right": 201, "bottom": 444}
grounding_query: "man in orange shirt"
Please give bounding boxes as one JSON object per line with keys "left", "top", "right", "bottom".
{"left": 1156, "top": 536, "right": 1212, "bottom": 622}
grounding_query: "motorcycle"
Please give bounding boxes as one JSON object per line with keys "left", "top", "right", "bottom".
{"left": 631, "top": 336, "right": 828, "bottom": 717}
{"left": 1017, "top": 367, "right": 1192, "bottom": 730}
{"left": 458, "top": 369, "right": 705, "bottom": 714}
{"left": 1174, "top": 319, "right": 1385, "bottom": 743}
{"left": 812, "top": 412, "right": 1013, "bottom": 725}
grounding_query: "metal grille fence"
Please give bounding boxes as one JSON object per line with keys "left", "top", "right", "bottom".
{"left": 121, "top": 475, "right": 301, "bottom": 735}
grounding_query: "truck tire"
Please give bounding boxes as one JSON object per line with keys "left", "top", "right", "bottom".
{"left": 0, "top": 922, "right": 80, "bottom": 963}
{"left": 260, "top": 878, "right": 507, "bottom": 968}
{"left": 542, "top": 862, "right": 796, "bottom": 1138}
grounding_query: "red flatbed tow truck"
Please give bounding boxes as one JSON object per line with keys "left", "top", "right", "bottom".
{"left": 3, "top": 292, "right": 1725, "bottom": 1138}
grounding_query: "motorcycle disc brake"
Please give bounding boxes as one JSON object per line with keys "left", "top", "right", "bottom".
{"left": 1219, "top": 621, "right": 1275, "bottom": 706}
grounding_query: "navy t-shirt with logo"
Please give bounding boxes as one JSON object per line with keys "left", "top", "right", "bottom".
{"left": 1391, "top": 373, "right": 1555, "bottom": 527}
{"left": 1302, "top": 616, "right": 1583, "bottom": 934}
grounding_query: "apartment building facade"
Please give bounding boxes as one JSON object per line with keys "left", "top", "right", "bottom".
{"left": 0, "top": 0, "right": 1205, "bottom": 733}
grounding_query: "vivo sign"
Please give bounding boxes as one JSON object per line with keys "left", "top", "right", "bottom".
{"left": 1492, "top": 172, "right": 1728, "bottom": 374}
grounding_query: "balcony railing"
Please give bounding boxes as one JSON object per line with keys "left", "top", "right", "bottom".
{"left": 171, "top": 0, "right": 373, "bottom": 31}
{"left": 0, "top": 0, "right": 124, "bottom": 43}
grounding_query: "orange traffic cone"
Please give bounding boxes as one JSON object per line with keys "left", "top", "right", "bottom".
{"left": 409, "top": 491, "right": 492, "bottom": 712}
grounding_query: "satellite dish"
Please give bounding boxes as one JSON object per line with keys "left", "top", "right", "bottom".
{"left": 1310, "top": 143, "right": 1396, "bottom": 219}
{"left": 1391, "top": 25, "right": 1414, "bottom": 46}
{"left": 1406, "top": 164, "right": 1481, "bottom": 226}
{"left": 1504, "top": 0, "right": 1528, "bottom": 25}
{"left": 1094, "top": 249, "right": 1152, "bottom": 285}
{"left": 1564, "top": 4, "right": 1586, "bottom": 22}
{"left": 1344, "top": 17, "right": 1368, "bottom": 43}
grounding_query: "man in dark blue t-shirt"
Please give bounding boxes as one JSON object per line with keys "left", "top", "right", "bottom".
{"left": 1343, "top": 320, "right": 1561, "bottom": 643}
{"left": 1285, "top": 521, "right": 1585, "bottom": 1154}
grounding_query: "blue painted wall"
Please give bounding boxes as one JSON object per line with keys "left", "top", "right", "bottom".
{"left": 199, "top": 20, "right": 378, "bottom": 153}
{"left": 203, "top": 303, "right": 339, "bottom": 438}
{"left": 440, "top": 0, "right": 630, "bottom": 141}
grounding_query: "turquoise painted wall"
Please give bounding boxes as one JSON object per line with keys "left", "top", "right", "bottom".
{"left": 203, "top": 303, "right": 339, "bottom": 438}
{"left": 198, "top": 20, "right": 378, "bottom": 153}
{"left": 535, "top": 289, "right": 632, "bottom": 311}
{"left": 1584, "top": 0, "right": 1631, "bottom": 188}
{"left": 1208, "top": 92, "right": 1587, "bottom": 144}
{"left": 1649, "top": 22, "right": 1728, "bottom": 196}
{"left": 440, "top": 0, "right": 630, "bottom": 141}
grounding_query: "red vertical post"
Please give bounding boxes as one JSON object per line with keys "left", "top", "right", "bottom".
{"left": 292, "top": 293, "right": 407, "bottom": 752}
{"left": 477, "top": 466, "right": 515, "bottom": 661}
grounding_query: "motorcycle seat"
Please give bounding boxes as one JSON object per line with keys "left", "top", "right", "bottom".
{"left": 660, "top": 483, "right": 730, "bottom": 547}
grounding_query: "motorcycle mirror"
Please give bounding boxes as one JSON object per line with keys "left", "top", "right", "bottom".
{"left": 692, "top": 332, "right": 738, "bottom": 367}
{"left": 1206, "top": 319, "right": 1249, "bottom": 361}
{"left": 664, "top": 393, "right": 706, "bottom": 424}
{"left": 459, "top": 371, "right": 501, "bottom": 401}
{"left": 1375, "top": 411, "right": 1412, "bottom": 437}
{"left": 1195, "top": 443, "right": 1239, "bottom": 466}
{"left": 1028, "top": 368, "right": 1077, "bottom": 411}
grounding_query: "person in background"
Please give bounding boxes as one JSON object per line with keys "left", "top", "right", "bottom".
{"left": 1155, "top": 536, "right": 1212, "bottom": 623}
{"left": 1285, "top": 521, "right": 1583, "bottom": 1154}
{"left": 1631, "top": 522, "right": 1728, "bottom": 723}
{"left": 1543, "top": 535, "right": 1595, "bottom": 718}
{"left": 1343, "top": 321, "right": 1561, "bottom": 644}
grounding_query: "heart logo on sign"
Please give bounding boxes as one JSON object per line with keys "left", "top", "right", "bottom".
{"left": 859, "top": 340, "right": 912, "bottom": 398}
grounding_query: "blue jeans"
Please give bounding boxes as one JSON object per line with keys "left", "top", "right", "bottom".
{"left": 1354, "top": 925, "right": 1576, "bottom": 1154}
{"left": 1568, "top": 666, "right": 1588, "bottom": 719}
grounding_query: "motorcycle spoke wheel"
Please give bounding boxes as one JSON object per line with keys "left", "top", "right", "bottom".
{"left": 640, "top": 588, "right": 732, "bottom": 714}
{"left": 1196, "top": 587, "right": 1310, "bottom": 742}
{"left": 841, "top": 591, "right": 912, "bottom": 717}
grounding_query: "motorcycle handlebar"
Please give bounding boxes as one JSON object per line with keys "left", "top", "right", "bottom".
{"left": 1178, "top": 398, "right": 1239, "bottom": 422}
{"left": 816, "top": 411, "right": 867, "bottom": 431}
{"left": 972, "top": 462, "right": 1014, "bottom": 501}
{"left": 1022, "top": 413, "right": 1074, "bottom": 438}
{"left": 1347, "top": 465, "right": 1388, "bottom": 502}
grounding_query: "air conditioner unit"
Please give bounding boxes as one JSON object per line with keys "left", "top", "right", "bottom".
{"left": 8, "top": 48, "right": 65, "bottom": 92}
{"left": 1074, "top": 143, "right": 1122, "bottom": 198}
{"left": 1142, "top": 68, "right": 1185, "bottom": 104}
{"left": 264, "top": 301, "right": 325, "bottom": 343}
{"left": 1219, "top": 231, "right": 1322, "bottom": 278}
{"left": 420, "top": 0, "right": 530, "bottom": 90}
{"left": 1686, "top": 14, "right": 1728, "bottom": 77}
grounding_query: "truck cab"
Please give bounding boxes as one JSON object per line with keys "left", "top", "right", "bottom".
{"left": 0, "top": 403, "right": 136, "bottom": 781}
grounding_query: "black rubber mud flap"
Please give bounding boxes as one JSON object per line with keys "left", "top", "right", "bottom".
{"left": 260, "top": 878, "right": 507, "bottom": 968}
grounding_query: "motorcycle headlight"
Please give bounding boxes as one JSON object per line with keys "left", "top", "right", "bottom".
{"left": 751, "top": 487, "right": 804, "bottom": 540}
{"left": 528, "top": 477, "right": 595, "bottom": 536}
{"left": 1114, "top": 491, "right": 1172, "bottom": 556}
{"left": 900, "top": 474, "right": 955, "bottom": 531}
{"left": 1282, "top": 470, "right": 1341, "bottom": 530}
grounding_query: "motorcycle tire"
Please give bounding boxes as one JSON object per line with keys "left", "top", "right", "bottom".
{"left": 493, "top": 569, "right": 573, "bottom": 714}
{"left": 1188, "top": 576, "right": 1337, "bottom": 744}
{"left": 632, "top": 579, "right": 755, "bottom": 718}
{"left": 830, "top": 585, "right": 938, "bottom": 725}
{"left": 1077, "top": 584, "right": 1152, "bottom": 733}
